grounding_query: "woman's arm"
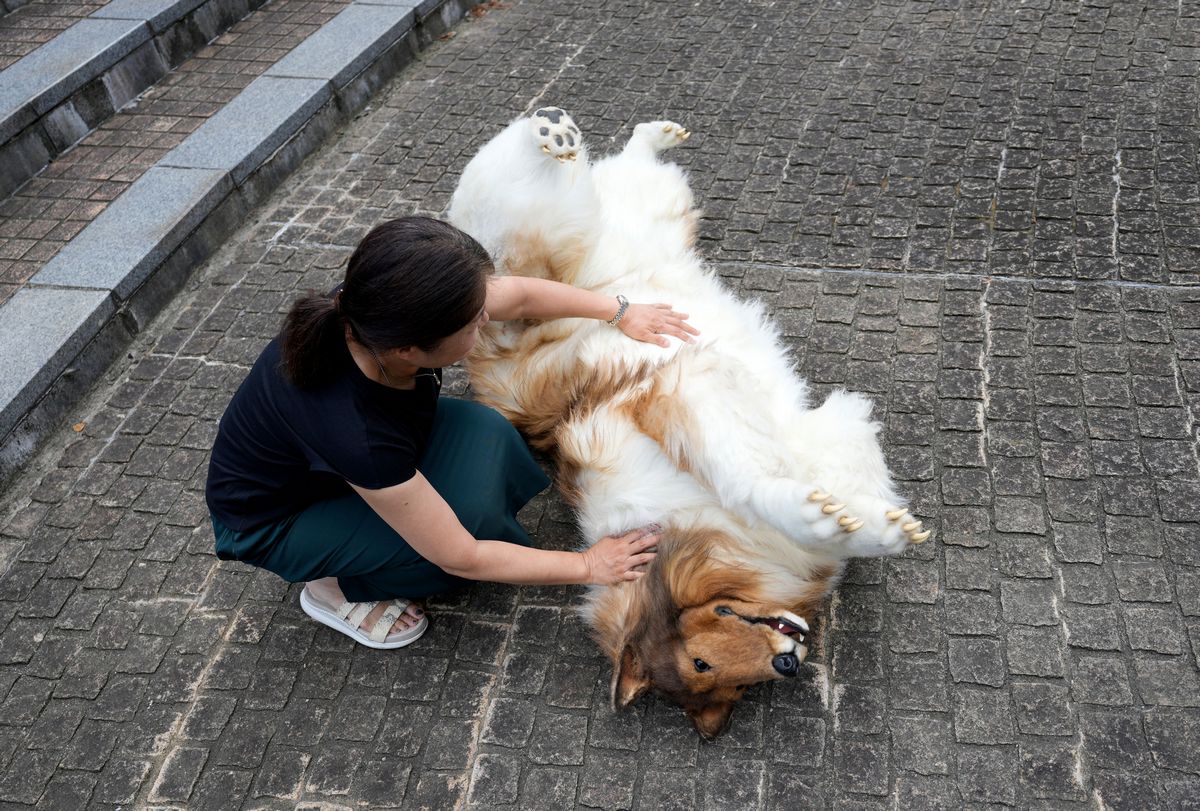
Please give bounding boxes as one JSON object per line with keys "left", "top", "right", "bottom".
{"left": 485, "top": 275, "right": 699, "bottom": 347}
{"left": 350, "top": 473, "right": 658, "bottom": 586}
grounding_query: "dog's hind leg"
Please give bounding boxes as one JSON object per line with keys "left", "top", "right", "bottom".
{"left": 630, "top": 361, "right": 920, "bottom": 557}
{"left": 530, "top": 106, "right": 584, "bottom": 162}
{"left": 594, "top": 119, "right": 696, "bottom": 231}
{"left": 623, "top": 120, "right": 691, "bottom": 159}
{"left": 449, "top": 105, "right": 599, "bottom": 284}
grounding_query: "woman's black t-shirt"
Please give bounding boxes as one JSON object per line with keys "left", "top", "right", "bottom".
{"left": 205, "top": 337, "right": 441, "bottom": 531}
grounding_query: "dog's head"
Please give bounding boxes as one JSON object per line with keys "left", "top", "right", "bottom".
{"left": 594, "top": 527, "right": 834, "bottom": 739}
{"left": 611, "top": 597, "right": 810, "bottom": 739}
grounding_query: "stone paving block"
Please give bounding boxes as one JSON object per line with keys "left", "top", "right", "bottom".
{"left": 1145, "top": 708, "right": 1200, "bottom": 774}
{"left": 890, "top": 713, "right": 953, "bottom": 777}
{"left": 1019, "top": 738, "right": 1087, "bottom": 801}
{"left": 372, "top": 702, "right": 430, "bottom": 759}
{"left": 953, "top": 687, "right": 1015, "bottom": 745}
{"left": 1133, "top": 656, "right": 1200, "bottom": 707}
{"left": 520, "top": 766, "right": 577, "bottom": 811}
{"left": 957, "top": 745, "right": 1017, "bottom": 805}
{"left": 29, "top": 166, "right": 232, "bottom": 298}
{"left": 1006, "top": 626, "right": 1066, "bottom": 678}
{"left": 160, "top": 75, "right": 333, "bottom": 184}
{"left": 251, "top": 745, "right": 309, "bottom": 799}
{"left": 639, "top": 768, "right": 698, "bottom": 811}
{"left": 148, "top": 745, "right": 208, "bottom": 803}
{"left": 351, "top": 753, "right": 413, "bottom": 807}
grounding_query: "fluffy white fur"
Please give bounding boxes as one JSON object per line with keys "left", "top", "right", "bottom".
{"left": 449, "top": 111, "right": 921, "bottom": 577}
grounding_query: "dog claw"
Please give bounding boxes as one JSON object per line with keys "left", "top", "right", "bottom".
{"left": 842, "top": 518, "right": 864, "bottom": 533}
{"left": 679, "top": 129, "right": 690, "bottom": 140}
{"left": 662, "top": 124, "right": 673, "bottom": 132}
{"left": 541, "top": 145, "right": 551, "bottom": 154}
{"left": 821, "top": 503, "right": 845, "bottom": 515}
{"left": 901, "top": 521, "right": 921, "bottom": 533}
{"left": 909, "top": 530, "right": 932, "bottom": 544}
{"left": 808, "top": 491, "right": 831, "bottom": 502}
{"left": 837, "top": 515, "right": 856, "bottom": 527}
{"left": 886, "top": 508, "right": 909, "bottom": 521}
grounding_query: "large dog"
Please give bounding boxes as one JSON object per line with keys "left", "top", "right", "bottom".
{"left": 448, "top": 107, "right": 929, "bottom": 738}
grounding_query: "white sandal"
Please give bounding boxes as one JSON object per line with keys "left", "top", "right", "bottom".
{"left": 300, "top": 586, "right": 428, "bottom": 649}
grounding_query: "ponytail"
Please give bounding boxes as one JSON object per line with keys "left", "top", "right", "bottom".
{"left": 277, "top": 216, "right": 492, "bottom": 388}
{"left": 280, "top": 291, "right": 344, "bottom": 388}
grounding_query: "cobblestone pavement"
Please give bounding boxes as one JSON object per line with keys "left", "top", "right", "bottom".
{"left": 1, "top": 0, "right": 1199, "bottom": 808}
{"left": 0, "top": 0, "right": 347, "bottom": 305}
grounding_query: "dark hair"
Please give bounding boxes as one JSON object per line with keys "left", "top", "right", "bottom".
{"left": 280, "top": 216, "right": 491, "bottom": 387}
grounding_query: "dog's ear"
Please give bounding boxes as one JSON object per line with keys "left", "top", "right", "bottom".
{"left": 611, "top": 645, "right": 650, "bottom": 710}
{"left": 687, "top": 701, "right": 735, "bottom": 740}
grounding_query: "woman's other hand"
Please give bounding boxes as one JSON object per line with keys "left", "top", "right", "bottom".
{"left": 618, "top": 303, "right": 700, "bottom": 347}
{"left": 582, "top": 525, "right": 662, "bottom": 585}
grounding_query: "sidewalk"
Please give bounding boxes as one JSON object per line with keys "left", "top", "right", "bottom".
{"left": 1, "top": 0, "right": 1199, "bottom": 809}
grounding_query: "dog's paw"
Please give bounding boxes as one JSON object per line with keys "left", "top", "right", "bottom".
{"left": 632, "top": 120, "right": 691, "bottom": 153}
{"left": 792, "top": 486, "right": 852, "bottom": 541}
{"left": 530, "top": 106, "right": 582, "bottom": 162}
{"left": 883, "top": 506, "right": 932, "bottom": 546}
{"left": 802, "top": 492, "right": 931, "bottom": 558}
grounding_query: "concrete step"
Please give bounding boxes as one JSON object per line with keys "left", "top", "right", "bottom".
{"left": 0, "top": 0, "right": 478, "bottom": 484}
{"left": 0, "top": 0, "right": 271, "bottom": 200}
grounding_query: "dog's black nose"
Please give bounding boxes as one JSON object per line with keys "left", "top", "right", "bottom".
{"left": 773, "top": 653, "right": 799, "bottom": 676}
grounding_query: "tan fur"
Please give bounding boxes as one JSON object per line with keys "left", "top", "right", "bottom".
{"left": 621, "top": 370, "right": 702, "bottom": 478}
{"left": 499, "top": 230, "right": 593, "bottom": 286}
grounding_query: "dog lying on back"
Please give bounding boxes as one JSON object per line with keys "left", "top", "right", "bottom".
{"left": 448, "top": 107, "right": 929, "bottom": 738}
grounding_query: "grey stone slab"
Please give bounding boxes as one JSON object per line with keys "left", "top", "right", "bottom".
{"left": 0, "top": 18, "right": 149, "bottom": 142}
{"left": 102, "top": 37, "right": 170, "bottom": 112}
{"left": 265, "top": 3, "right": 416, "bottom": 88}
{"left": 0, "top": 127, "right": 50, "bottom": 200}
{"left": 0, "top": 288, "right": 115, "bottom": 437}
{"left": 92, "top": 0, "right": 207, "bottom": 32}
{"left": 41, "top": 101, "right": 90, "bottom": 152}
{"left": 159, "top": 75, "right": 332, "bottom": 184}
{"left": 30, "top": 166, "right": 232, "bottom": 299}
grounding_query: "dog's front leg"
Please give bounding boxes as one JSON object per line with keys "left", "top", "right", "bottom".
{"left": 748, "top": 478, "right": 925, "bottom": 558}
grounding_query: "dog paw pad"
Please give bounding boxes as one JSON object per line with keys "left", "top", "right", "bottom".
{"left": 531, "top": 106, "right": 581, "bottom": 162}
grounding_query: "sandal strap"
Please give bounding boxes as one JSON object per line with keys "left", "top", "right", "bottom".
{"left": 345, "top": 601, "right": 377, "bottom": 627}
{"left": 370, "top": 600, "right": 411, "bottom": 643}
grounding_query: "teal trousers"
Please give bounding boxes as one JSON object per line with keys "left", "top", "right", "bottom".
{"left": 211, "top": 398, "right": 550, "bottom": 602}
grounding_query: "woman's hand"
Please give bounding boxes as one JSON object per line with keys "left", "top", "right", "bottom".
{"left": 618, "top": 303, "right": 700, "bottom": 347}
{"left": 581, "top": 525, "right": 662, "bottom": 585}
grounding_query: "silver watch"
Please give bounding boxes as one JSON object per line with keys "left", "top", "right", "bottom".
{"left": 606, "top": 294, "right": 630, "bottom": 326}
